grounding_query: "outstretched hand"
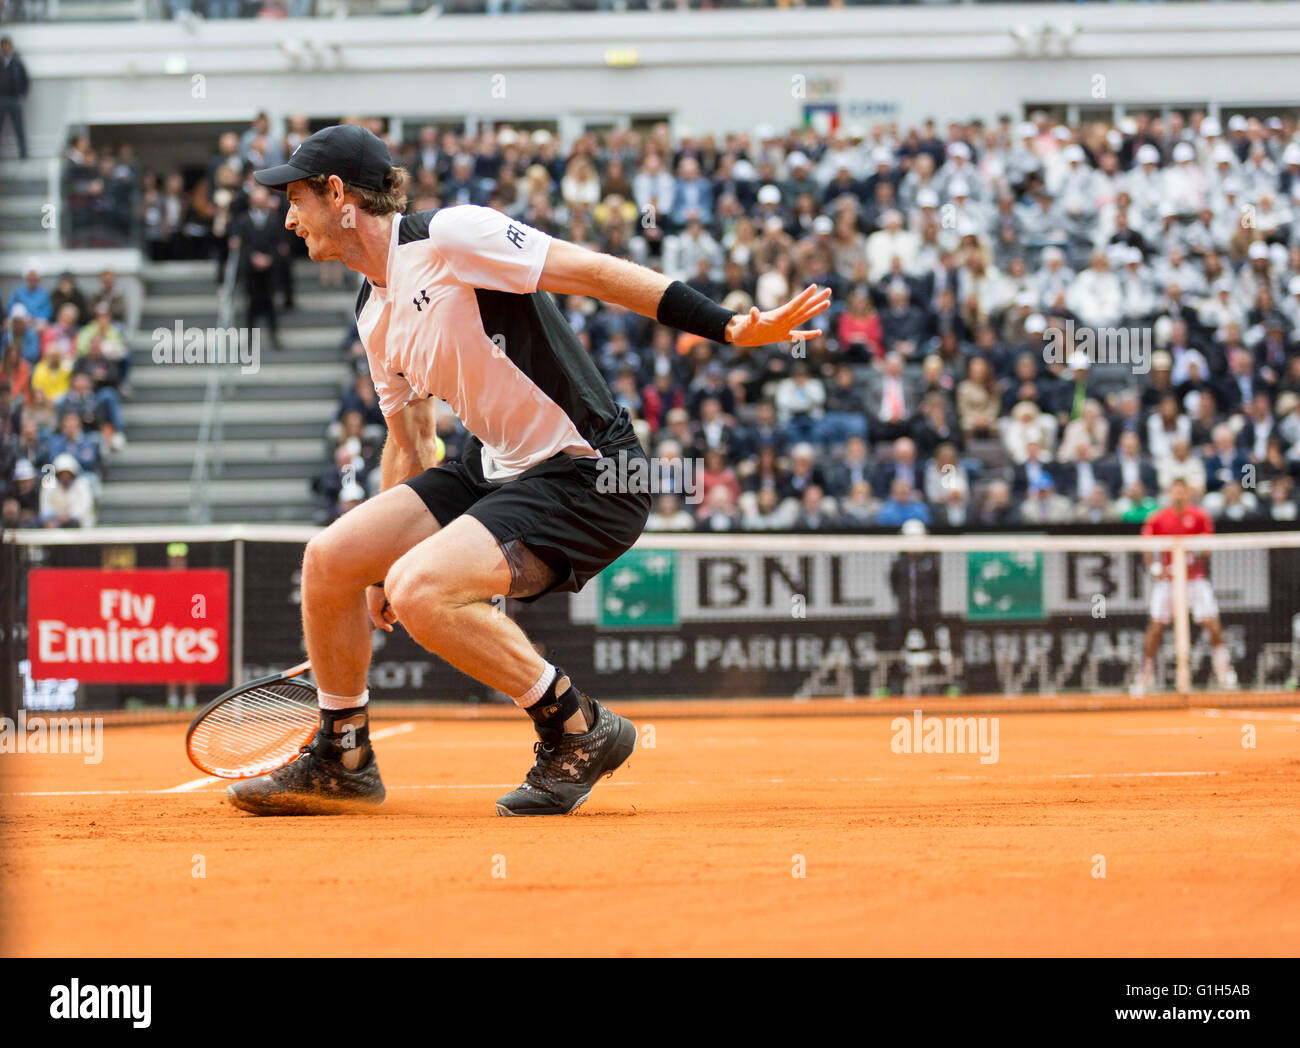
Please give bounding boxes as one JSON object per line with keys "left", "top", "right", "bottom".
{"left": 725, "top": 284, "right": 832, "bottom": 347}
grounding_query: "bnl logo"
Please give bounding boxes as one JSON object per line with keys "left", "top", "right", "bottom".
{"left": 413, "top": 289, "right": 431, "bottom": 311}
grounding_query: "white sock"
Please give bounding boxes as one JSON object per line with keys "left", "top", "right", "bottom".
{"left": 513, "top": 662, "right": 557, "bottom": 708}
{"left": 318, "top": 689, "right": 369, "bottom": 711}
{"left": 1212, "top": 645, "right": 1233, "bottom": 681}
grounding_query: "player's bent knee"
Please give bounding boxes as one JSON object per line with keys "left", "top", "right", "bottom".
{"left": 302, "top": 531, "right": 363, "bottom": 595}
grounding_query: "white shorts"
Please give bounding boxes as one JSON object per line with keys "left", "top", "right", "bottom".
{"left": 1149, "top": 578, "right": 1219, "bottom": 624}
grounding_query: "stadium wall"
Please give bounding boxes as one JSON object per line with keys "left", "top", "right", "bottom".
{"left": 9, "top": 4, "right": 1300, "bottom": 156}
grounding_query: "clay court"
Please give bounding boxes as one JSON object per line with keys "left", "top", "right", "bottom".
{"left": 2, "top": 701, "right": 1297, "bottom": 957}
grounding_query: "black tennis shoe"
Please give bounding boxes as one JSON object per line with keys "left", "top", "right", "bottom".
{"left": 226, "top": 729, "right": 386, "bottom": 816}
{"left": 496, "top": 696, "right": 637, "bottom": 816}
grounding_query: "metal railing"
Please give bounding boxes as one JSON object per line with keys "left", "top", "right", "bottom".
{"left": 187, "top": 251, "right": 237, "bottom": 524}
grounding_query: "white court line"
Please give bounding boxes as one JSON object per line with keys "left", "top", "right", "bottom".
{"left": 2, "top": 768, "right": 1230, "bottom": 798}
{"left": 1195, "top": 708, "right": 1300, "bottom": 722}
{"left": 162, "top": 722, "right": 419, "bottom": 793}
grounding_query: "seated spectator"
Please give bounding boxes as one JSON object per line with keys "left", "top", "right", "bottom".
{"left": 872, "top": 435, "right": 923, "bottom": 499}
{"left": 58, "top": 371, "right": 123, "bottom": 450}
{"left": 1202, "top": 423, "right": 1250, "bottom": 492}
{"left": 792, "top": 485, "right": 838, "bottom": 531}
{"left": 838, "top": 480, "right": 879, "bottom": 526}
{"left": 1157, "top": 437, "right": 1208, "bottom": 494}
{"left": 49, "top": 272, "right": 88, "bottom": 327}
{"left": 1002, "top": 401, "right": 1057, "bottom": 464}
{"left": 837, "top": 288, "right": 883, "bottom": 362}
{"left": 865, "top": 351, "right": 920, "bottom": 443}
{"left": 90, "top": 269, "right": 127, "bottom": 324}
{"left": 815, "top": 363, "right": 869, "bottom": 448}
{"left": 773, "top": 362, "right": 825, "bottom": 446}
{"left": 876, "top": 476, "right": 931, "bottom": 529}
{"left": 740, "top": 487, "right": 800, "bottom": 531}
{"left": 696, "top": 485, "right": 741, "bottom": 532}
{"left": 1115, "top": 480, "right": 1160, "bottom": 523}
{"left": 976, "top": 479, "right": 1018, "bottom": 527}
{"left": 923, "top": 442, "right": 969, "bottom": 505}
{"left": 39, "top": 453, "right": 95, "bottom": 528}
{"left": 1266, "top": 474, "right": 1297, "bottom": 521}
{"left": 1205, "top": 481, "right": 1263, "bottom": 522}
{"left": 47, "top": 410, "right": 101, "bottom": 476}
{"left": 646, "top": 493, "right": 696, "bottom": 533}
{"left": 6, "top": 261, "right": 52, "bottom": 348}
{"left": 3, "top": 304, "right": 39, "bottom": 365}
{"left": 7, "top": 459, "right": 40, "bottom": 526}
{"left": 1017, "top": 474, "right": 1074, "bottom": 524}
{"left": 30, "top": 342, "right": 73, "bottom": 406}
{"left": 955, "top": 355, "right": 999, "bottom": 438}
{"left": 1098, "top": 430, "right": 1158, "bottom": 498}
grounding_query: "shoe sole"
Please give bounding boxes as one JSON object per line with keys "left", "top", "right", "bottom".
{"left": 495, "top": 713, "right": 637, "bottom": 817}
{"left": 226, "top": 785, "right": 386, "bottom": 817}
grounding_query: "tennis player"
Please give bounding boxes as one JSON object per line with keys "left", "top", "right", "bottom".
{"left": 1132, "top": 477, "right": 1239, "bottom": 696}
{"left": 228, "top": 125, "right": 829, "bottom": 816}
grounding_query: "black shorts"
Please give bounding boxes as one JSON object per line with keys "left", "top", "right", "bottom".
{"left": 404, "top": 436, "right": 651, "bottom": 603}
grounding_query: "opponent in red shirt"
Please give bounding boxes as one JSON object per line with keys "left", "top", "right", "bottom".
{"left": 1133, "top": 478, "right": 1238, "bottom": 694}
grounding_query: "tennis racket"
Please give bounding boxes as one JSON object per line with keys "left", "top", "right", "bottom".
{"left": 185, "top": 661, "right": 320, "bottom": 779}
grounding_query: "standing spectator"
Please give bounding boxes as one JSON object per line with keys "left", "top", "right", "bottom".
{"left": 229, "top": 184, "right": 287, "bottom": 352}
{"left": 0, "top": 36, "right": 29, "bottom": 159}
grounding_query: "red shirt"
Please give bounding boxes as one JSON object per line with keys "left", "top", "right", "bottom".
{"left": 1142, "top": 504, "right": 1213, "bottom": 578}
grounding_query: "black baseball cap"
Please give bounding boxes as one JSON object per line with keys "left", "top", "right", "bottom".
{"left": 254, "top": 124, "right": 393, "bottom": 192}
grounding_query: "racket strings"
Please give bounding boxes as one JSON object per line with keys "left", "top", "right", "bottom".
{"left": 188, "top": 681, "right": 320, "bottom": 777}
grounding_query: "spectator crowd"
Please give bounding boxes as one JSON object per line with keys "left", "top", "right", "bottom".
{"left": 14, "top": 105, "right": 1300, "bottom": 531}
{"left": 2, "top": 262, "right": 130, "bottom": 528}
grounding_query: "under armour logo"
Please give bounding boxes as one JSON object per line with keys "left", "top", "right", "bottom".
{"left": 413, "top": 289, "right": 430, "bottom": 311}
{"left": 560, "top": 750, "right": 591, "bottom": 778}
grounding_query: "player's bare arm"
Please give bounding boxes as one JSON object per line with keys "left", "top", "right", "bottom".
{"left": 378, "top": 395, "right": 441, "bottom": 492}
{"left": 538, "top": 238, "right": 831, "bottom": 346}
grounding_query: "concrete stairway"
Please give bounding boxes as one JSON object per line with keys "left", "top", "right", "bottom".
{"left": 100, "top": 259, "right": 359, "bottom": 525}
{"left": 0, "top": 157, "right": 60, "bottom": 254}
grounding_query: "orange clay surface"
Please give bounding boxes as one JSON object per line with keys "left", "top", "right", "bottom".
{"left": 2, "top": 704, "right": 1298, "bottom": 957}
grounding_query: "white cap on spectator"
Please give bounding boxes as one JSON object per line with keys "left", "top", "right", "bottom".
{"left": 1069, "top": 351, "right": 1091, "bottom": 371}
{"left": 1200, "top": 117, "right": 1222, "bottom": 137}
{"left": 764, "top": 214, "right": 785, "bottom": 232}
{"left": 497, "top": 129, "right": 518, "bottom": 146}
{"left": 1159, "top": 201, "right": 1180, "bottom": 218}
{"left": 1270, "top": 242, "right": 1289, "bottom": 268}
{"left": 1025, "top": 313, "right": 1047, "bottom": 334}
{"left": 1289, "top": 275, "right": 1300, "bottom": 296}
{"left": 1222, "top": 176, "right": 1242, "bottom": 195}
{"left": 847, "top": 125, "right": 867, "bottom": 141}
{"left": 812, "top": 215, "right": 833, "bottom": 235}
{"left": 13, "top": 460, "right": 36, "bottom": 482}
{"left": 1119, "top": 117, "right": 1139, "bottom": 136}
{"left": 339, "top": 482, "right": 366, "bottom": 504}
{"left": 53, "top": 454, "right": 80, "bottom": 477}
{"left": 901, "top": 519, "right": 927, "bottom": 537}
{"left": 531, "top": 129, "right": 553, "bottom": 146}
{"left": 23, "top": 257, "right": 41, "bottom": 277}
{"left": 916, "top": 187, "right": 940, "bottom": 208}
{"left": 1172, "top": 141, "right": 1195, "bottom": 162}
{"left": 1017, "top": 121, "right": 1036, "bottom": 139}
{"left": 1105, "top": 129, "right": 1123, "bottom": 151}
{"left": 1283, "top": 143, "right": 1300, "bottom": 166}
{"left": 872, "top": 146, "right": 894, "bottom": 166}
{"left": 755, "top": 123, "right": 776, "bottom": 141}
{"left": 1106, "top": 243, "right": 1130, "bottom": 268}
{"left": 1063, "top": 144, "right": 1085, "bottom": 163}
{"left": 1248, "top": 241, "right": 1270, "bottom": 260}
{"left": 1125, "top": 245, "right": 1144, "bottom": 265}
{"left": 757, "top": 184, "right": 782, "bottom": 205}
{"left": 1267, "top": 117, "right": 1284, "bottom": 131}
{"left": 1212, "top": 277, "right": 1233, "bottom": 295}
{"left": 1228, "top": 114, "right": 1249, "bottom": 132}
{"left": 956, "top": 217, "right": 980, "bottom": 238}
{"left": 1042, "top": 246, "right": 1065, "bottom": 263}
{"left": 1052, "top": 125, "right": 1072, "bottom": 142}
{"left": 948, "top": 178, "right": 971, "bottom": 198}
{"left": 8, "top": 302, "right": 28, "bottom": 320}
{"left": 1136, "top": 143, "right": 1160, "bottom": 165}
{"left": 786, "top": 151, "right": 810, "bottom": 169}
{"left": 732, "top": 158, "right": 757, "bottom": 180}
{"left": 947, "top": 141, "right": 971, "bottom": 160}
{"left": 1212, "top": 143, "right": 1236, "bottom": 165}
